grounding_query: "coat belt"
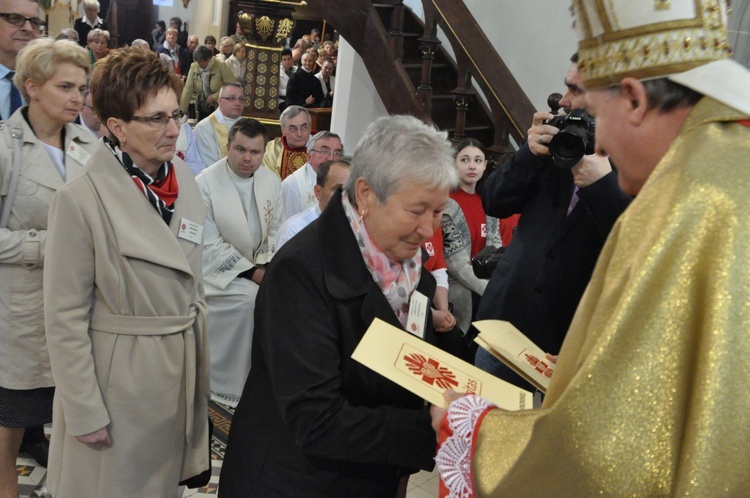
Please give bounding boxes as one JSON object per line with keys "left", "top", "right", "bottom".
{"left": 89, "top": 302, "right": 209, "bottom": 442}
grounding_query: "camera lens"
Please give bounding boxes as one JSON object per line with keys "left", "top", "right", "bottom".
{"left": 549, "top": 126, "right": 589, "bottom": 168}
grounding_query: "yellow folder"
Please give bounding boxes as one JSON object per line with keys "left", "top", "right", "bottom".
{"left": 352, "top": 318, "right": 533, "bottom": 410}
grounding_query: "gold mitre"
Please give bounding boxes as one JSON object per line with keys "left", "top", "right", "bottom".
{"left": 572, "top": 0, "right": 732, "bottom": 89}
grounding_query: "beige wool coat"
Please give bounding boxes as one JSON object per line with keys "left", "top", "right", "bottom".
{"left": 179, "top": 57, "right": 236, "bottom": 112}
{"left": 0, "top": 109, "right": 96, "bottom": 390}
{"left": 43, "top": 143, "right": 210, "bottom": 498}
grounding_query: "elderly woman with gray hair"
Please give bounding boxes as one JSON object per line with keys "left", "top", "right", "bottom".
{"left": 219, "top": 115, "right": 459, "bottom": 497}
{"left": 73, "top": 0, "right": 108, "bottom": 48}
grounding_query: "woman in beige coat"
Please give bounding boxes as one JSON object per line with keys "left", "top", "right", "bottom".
{"left": 0, "top": 39, "right": 94, "bottom": 498}
{"left": 44, "top": 48, "right": 210, "bottom": 497}
{"left": 180, "top": 44, "right": 236, "bottom": 120}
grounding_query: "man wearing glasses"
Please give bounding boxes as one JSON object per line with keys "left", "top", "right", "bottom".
{"left": 280, "top": 130, "right": 343, "bottom": 222}
{"left": 194, "top": 82, "right": 245, "bottom": 170}
{"left": 0, "top": 0, "right": 43, "bottom": 120}
{"left": 262, "top": 105, "right": 313, "bottom": 180}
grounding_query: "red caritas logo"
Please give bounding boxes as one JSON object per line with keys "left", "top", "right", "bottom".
{"left": 525, "top": 353, "right": 554, "bottom": 378}
{"left": 403, "top": 353, "right": 459, "bottom": 390}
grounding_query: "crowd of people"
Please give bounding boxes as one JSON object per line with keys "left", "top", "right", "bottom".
{"left": 61, "top": 5, "right": 340, "bottom": 122}
{"left": 1, "top": 0, "right": 750, "bottom": 496}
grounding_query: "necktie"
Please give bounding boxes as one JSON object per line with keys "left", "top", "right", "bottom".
{"left": 6, "top": 71, "right": 22, "bottom": 116}
{"left": 567, "top": 186, "right": 579, "bottom": 216}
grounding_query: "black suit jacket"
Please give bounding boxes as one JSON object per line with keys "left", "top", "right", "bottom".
{"left": 478, "top": 143, "right": 631, "bottom": 374}
{"left": 219, "top": 192, "right": 437, "bottom": 498}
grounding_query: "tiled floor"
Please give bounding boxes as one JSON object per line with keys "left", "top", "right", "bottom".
{"left": 18, "top": 447, "right": 440, "bottom": 498}
{"left": 406, "top": 468, "right": 440, "bottom": 497}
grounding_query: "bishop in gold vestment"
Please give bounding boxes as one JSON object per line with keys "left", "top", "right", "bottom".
{"left": 435, "top": 1, "right": 750, "bottom": 496}
{"left": 469, "top": 97, "right": 750, "bottom": 496}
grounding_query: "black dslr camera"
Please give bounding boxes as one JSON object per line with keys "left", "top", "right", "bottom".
{"left": 545, "top": 108, "right": 596, "bottom": 168}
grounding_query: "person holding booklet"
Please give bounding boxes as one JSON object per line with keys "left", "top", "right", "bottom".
{"left": 219, "top": 115, "right": 460, "bottom": 497}
{"left": 431, "top": 0, "right": 750, "bottom": 495}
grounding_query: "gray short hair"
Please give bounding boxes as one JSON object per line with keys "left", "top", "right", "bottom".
{"left": 343, "top": 115, "right": 459, "bottom": 203}
{"left": 307, "top": 130, "right": 341, "bottom": 153}
{"left": 82, "top": 0, "right": 100, "bottom": 10}
{"left": 219, "top": 82, "right": 243, "bottom": 97}
{"left": 279, "top": 105, "right": 311, "bottom": 128}
{"left": 193, "top": 45, "right": 213, "bottom": 63}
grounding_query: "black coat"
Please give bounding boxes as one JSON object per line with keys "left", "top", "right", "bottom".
{"left": 478, "top": 143, "right": 631, "bottom": 374}
{"left": 219, "top": 192, "right": 437, "bottom": 498}
{"left": 286, "top": 68, "right": 324, "bottom": 108}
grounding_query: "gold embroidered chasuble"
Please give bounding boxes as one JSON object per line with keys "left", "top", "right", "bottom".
{"left": 262, "top": 136, "right": 307, "bottom": 180}
{"left": 208, "top": 113, "right": 229, "bottom": 159}
{"left": 472, "top": 98, "right": 750, "bottom": 496}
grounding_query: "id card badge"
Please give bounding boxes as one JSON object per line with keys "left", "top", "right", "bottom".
{"left": 405, "top": 290, "right": 429, "bottom": 339}
{"left": 67, "top": 142, "right": 91, "bottom": 166}
{"left": 178, "top": 218, "right": 203, "bottom": 244}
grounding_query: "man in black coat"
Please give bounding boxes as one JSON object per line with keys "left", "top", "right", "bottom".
{"left": 286, "top": 52, "right": 324, "bottom": 108}
{"left": 475, "top": 53, "right": 632, "bottom": 390}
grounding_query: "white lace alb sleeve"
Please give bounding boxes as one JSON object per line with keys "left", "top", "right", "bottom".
{"left": 435, "top": 394, "right": 497, "bottom": 498}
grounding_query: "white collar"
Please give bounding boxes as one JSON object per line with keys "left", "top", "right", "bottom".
{"left": 84, "top": 16, "right": 102, "bottom": 28}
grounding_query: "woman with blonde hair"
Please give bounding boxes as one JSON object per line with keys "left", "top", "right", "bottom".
{"left": 86, "top": 27, "right": 110, "bottom": 64}
{"left": 0, "top": 38, "right": 95, "bottom": 498}
{"left": 224, "top": 42, "right": 248, "bottom": 83}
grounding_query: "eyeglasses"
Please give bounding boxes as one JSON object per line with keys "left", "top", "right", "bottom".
{"left": 131, "top": 110, "right": 186, "bottom": 128}
{"left": 0, "top": 13, "right": 46, "bottom": 32}
{"left": 312, "top": 147, "right": 344, "bottom": 158}
{"left": 284, "top": 124, "right": 309, "bottom": 133}
{"left": 220, "top": 96, "right": 243, "bottom": 102}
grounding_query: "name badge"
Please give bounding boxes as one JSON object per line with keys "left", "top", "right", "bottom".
{"left": 178, "top": 218, "right": 203, "bottom": 244}
{"left": 67, "top": 142, "right": 91, "bottom": 165}
{"left": 406, "top": 290, "right": 429, "bottom": 339}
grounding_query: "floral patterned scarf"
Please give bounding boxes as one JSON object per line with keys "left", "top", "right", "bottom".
{"left": 342, "top": 193, "right": 421, "bottom": 328}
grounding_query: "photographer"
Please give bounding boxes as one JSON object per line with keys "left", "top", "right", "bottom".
{"left": 475, "top": 52, "right": 632, "bottom": 390}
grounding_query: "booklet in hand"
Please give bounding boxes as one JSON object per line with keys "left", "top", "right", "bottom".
{"left": 472, "top": 320, "right": 555, "bottom": 393}
{"left": 352, "top": 318, "right": 533, "bottom": 410}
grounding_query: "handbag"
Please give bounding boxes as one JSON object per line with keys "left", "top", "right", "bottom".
{"left": 472, "top": 245, "right": 505, "bottom": 279}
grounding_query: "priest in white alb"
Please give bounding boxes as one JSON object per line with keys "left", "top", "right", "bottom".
{"left": 196, "top": 118, "right": 282, "bottom": 406}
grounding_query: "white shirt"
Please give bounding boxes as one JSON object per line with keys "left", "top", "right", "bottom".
{"left": 279, "top": 64, "right": 297, "bottom": 98}
{"left": 176, "top": 123, "right": 205, "bottom": 176}
{"left": 276, "top": 204, "right": 321, "bottom": 249}
{"left": 280, "top": 162, "right": 316, "bottom": 221}
{"left": 315, "top": 71, "right": 335, "bottom": 97}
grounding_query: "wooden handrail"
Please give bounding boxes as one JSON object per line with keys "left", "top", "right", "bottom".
{"left": 304, "top": 0, "right": 425, "bottom": 117}
{"left": 425, "top": 0, "right": 535, "bottom": 144}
